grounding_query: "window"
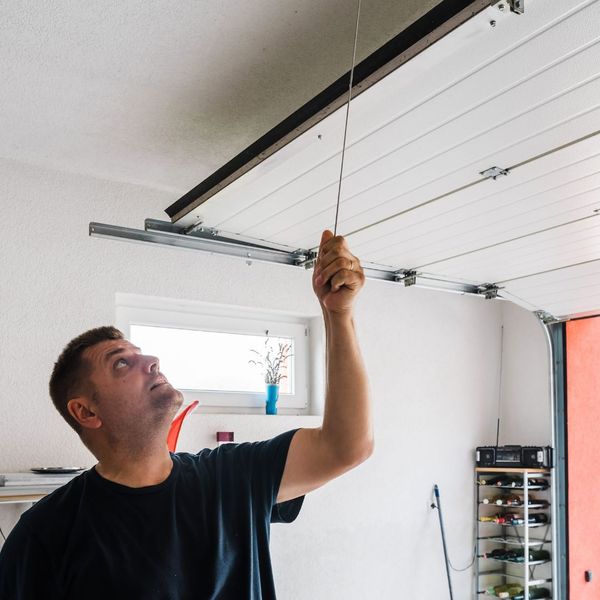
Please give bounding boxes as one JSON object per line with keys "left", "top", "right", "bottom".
{"left": 115, "top": 293, "right": 311, "bottom": 412}
{"left": 129, "top": 325, "right": 295, "bottom": 394}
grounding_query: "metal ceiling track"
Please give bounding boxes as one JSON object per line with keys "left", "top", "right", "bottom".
{"left": 165, "top": 0, "right": 496, "bottom": 224}
{"left": 89, "top": 220, "right": 501, "bottom": 299}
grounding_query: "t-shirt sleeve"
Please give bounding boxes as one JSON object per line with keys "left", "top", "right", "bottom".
{"left": 242, "top": 428, "right": 305, "bottom": 524}
{"left": 0, "top": 517, "right": 56, "bottom": 600}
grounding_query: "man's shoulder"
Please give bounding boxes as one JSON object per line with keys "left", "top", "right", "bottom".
{"left": 172, "top": 429, "right": 299, "bottom": 475}
{"left": 171, "top": 444, "right": 255, "bottom": 479}
{"left": 17, "top": 470, "right": 88, "bottom": 529}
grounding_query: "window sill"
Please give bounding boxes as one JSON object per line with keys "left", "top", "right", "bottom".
{"left": 188, "top": 412, "right": 322, "bottom": 423}
{"left": 176, "top": 413, "right": 322, "bottom": 451}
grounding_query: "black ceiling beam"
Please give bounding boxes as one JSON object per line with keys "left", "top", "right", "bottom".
{"left": 166, "top": 0, "right": 492, "bottom": 223}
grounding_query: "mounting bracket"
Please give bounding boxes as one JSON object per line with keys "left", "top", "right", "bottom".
{"left": 477, "top": 284, "right": 501, "bottom": 300}
{"left": 395, "top": 269, "right": 418, "bottom": 287}
{"left": 480, "top": 166, "right": 510, "bottom": 180}
{"left": 508, "top": 0, "right": 524, "bottom": 15}
{"left": 535, "top": 310, "right": 558, "bottom": 325}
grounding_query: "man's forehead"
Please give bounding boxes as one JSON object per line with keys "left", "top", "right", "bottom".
{"left": 84, "top": 339, "right": 140, "bottom": 365}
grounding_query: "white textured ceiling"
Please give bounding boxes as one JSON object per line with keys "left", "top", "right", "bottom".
{"left": 174, "top": 0, "right": 600, "bottom": 320}
{"left": 0, "top": 0, "right": 439, "bottom": 194}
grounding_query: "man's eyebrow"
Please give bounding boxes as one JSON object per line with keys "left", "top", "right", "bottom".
{"left": 103, "top": 346, "right": 141, "bottom": 364}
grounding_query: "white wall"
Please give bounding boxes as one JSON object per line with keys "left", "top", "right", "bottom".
{"left": 499, "top": 301, "right": 552, "bottom": 446}
{"left": 1, "top": 157, "right": 513, "bottom": 598}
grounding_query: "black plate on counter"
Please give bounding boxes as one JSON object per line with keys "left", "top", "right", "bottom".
{"left": 30, "top": 467, "right": 86, "bottom": 474}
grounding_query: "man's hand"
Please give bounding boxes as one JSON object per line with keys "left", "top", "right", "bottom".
{"left": 312, "top": 230, "right": 365, "bottom": 314}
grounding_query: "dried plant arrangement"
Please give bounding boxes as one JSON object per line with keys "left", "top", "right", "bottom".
{"left": 249, "top": 337, "right": 293, "bottom": 385}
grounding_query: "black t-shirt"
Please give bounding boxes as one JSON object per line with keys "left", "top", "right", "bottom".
{"left": 0, "top": 429, "right": 304, "bottom": 600}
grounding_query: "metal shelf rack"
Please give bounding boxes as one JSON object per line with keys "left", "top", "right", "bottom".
{"left": 475, "top": 467, "right": 553, "bottom": 600}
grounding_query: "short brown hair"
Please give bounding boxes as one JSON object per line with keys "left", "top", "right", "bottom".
{"left": 49, "top": 326, "right": 124, "bottom": 434}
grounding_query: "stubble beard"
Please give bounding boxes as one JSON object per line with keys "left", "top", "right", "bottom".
{"left": 149, "top": 384, "right": 184, "bottom": 417}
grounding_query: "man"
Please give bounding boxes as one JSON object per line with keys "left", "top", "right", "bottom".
{"left": 0, "top": 230, "right": 373, "bottom": 599}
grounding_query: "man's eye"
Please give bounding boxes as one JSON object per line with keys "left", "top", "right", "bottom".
{"left": 115, "top": 358, "right": 128, "bottom": 369}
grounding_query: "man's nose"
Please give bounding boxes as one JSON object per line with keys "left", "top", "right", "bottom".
{"left": 145, "top": 355, "right": 160, "bottom": 373}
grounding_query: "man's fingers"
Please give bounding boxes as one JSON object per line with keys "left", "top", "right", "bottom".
{"left": 318, "top": 230, "right": 347, "bottom": 258}
{"left": 319, "top": 230, "right": 334, "bottom": 253}
{"left": 321, "top": 229, "right": 334, "bottom": 243}
{"left": 330, "top": 269, "right": 362, "bottom": 292}
{"left": 315, "top": 255, "right": 360, "bottom": 286}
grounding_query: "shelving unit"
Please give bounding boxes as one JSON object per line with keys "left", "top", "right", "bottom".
{"left": 475, "top": 467, "right": 553, "bottom": 600}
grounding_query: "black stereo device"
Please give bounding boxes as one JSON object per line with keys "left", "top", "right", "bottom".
{"left": 476, "top": 445, "right": 553, "bottom": 468}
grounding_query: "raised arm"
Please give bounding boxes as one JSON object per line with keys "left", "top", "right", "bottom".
{"left": 277, "top": 230, "right": 373, "bottom": 503}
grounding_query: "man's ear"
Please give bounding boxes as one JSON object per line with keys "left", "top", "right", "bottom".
{"left": 67, "top": 397, "right": 102, "bottom": 430}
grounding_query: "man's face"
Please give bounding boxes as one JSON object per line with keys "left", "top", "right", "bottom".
{"left": 82, "top": 339, "right": 183, "bottom": 437}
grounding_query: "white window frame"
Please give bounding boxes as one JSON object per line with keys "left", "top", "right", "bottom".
{"left": 115, "top": 293, "right": 310, "bottom": 411}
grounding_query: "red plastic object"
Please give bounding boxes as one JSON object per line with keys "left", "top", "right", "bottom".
{"left": 167, "top": 400, "right": 200, "bottom": 452}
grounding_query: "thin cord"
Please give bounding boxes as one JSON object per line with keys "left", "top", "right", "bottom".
{"left": 430, "top": 501, "right": 477, "bottom": 571}
{"left": 431, "top": 486, "right": 476, "bottom": 575}
{"left": 333, "top": 0, "right": 362, "bottom": 236}
{"left": 0, "top": 524, "right": 6, "bottom": 541}
{"left": 448, "top": 548, "right": 476, "bottom": 572}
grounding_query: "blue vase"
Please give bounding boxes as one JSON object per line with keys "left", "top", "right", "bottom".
{"left": 265, "top": 384, "right": 279, "bottom": 415}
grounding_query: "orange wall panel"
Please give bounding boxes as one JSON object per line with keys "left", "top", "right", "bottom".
{"left": 566, "top": 318, "right": 600, "bottom": 598}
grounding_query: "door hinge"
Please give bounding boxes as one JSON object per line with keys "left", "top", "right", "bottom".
{"left": 480, "top": 166, "right": 510, "bottom": 180}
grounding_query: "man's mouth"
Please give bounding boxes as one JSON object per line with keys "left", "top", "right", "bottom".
{"left": 150, "top": 377, "right": 169, "bottom": 390}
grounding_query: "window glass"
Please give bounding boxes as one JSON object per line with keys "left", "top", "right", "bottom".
{"left": 130, "top": 324, "right": 294, "bottom": 394}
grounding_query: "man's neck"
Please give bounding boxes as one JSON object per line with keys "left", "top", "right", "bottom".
{"left": 95, "top": 445, "right": 174, "bottom": 488}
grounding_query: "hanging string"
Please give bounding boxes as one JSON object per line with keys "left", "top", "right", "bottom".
{"left": 333, "top": 0, "right": 362, "bottom": 236}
